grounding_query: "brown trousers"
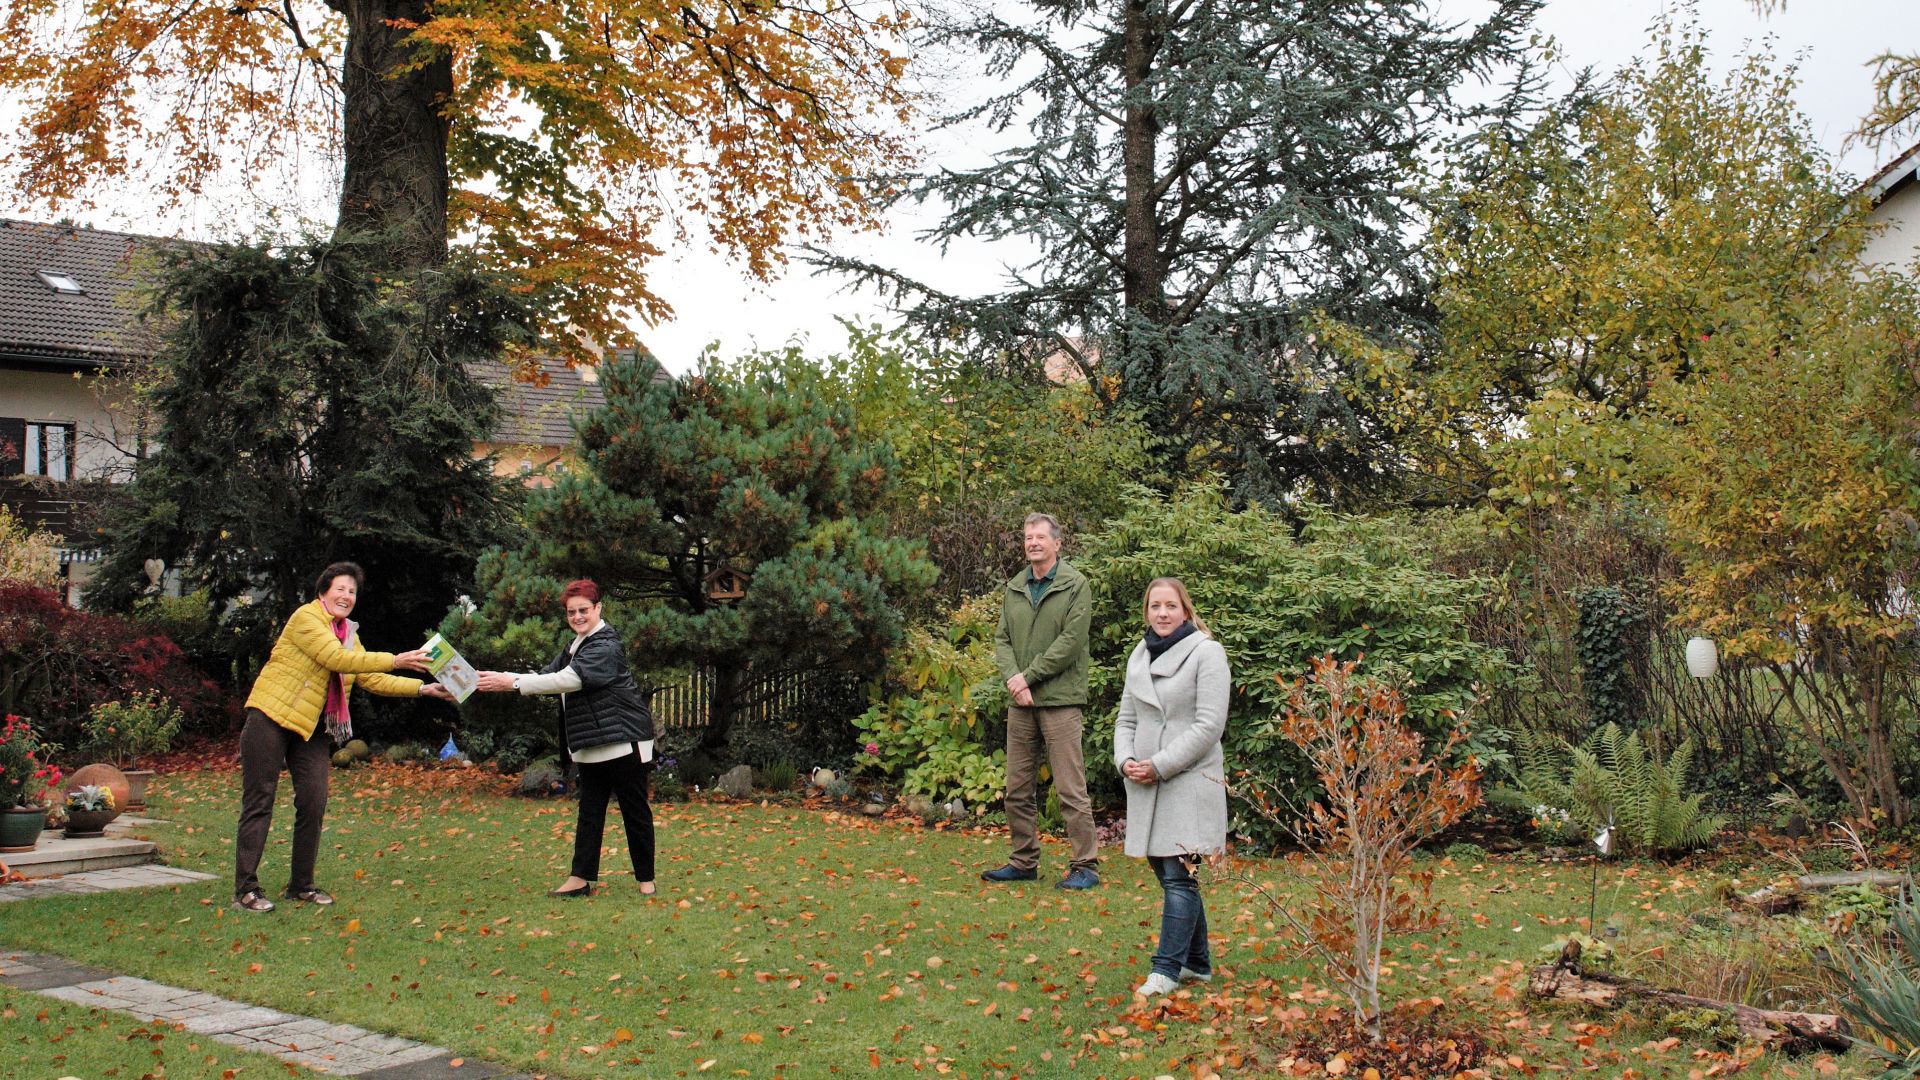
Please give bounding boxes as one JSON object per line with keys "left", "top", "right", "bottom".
{"left": 1004, "top": 705, "right": 1099, "bottom": 872}
{"left": 234, "top": 708, "right": 332, "bottom": 899}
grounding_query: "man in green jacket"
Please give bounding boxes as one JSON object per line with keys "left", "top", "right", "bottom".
{"left": 983, "top": 512, "right": 1099, "bottom": 889}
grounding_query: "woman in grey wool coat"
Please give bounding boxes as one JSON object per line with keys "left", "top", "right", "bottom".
{"left": 1113, "top": 577, "right": 1230, "bottom": 998}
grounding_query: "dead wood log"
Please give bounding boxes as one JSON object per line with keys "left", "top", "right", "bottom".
{"left": 1527, "top": 964, "right": 1852, "bottom": 1051}
{"left": 1735, "top": 870, "right": 1909, "bottom": 914}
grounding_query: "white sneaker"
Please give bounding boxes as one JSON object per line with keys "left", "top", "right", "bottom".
{"left": 1178, "top": 967, "right": 1213, "bottom": 984}
{"left": 1134, "top": 972, "right": 1179, "bottom": 997}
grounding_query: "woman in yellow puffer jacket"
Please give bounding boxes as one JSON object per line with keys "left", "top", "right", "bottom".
{"left": 231, "top": 561, "right": 449, "bottom": 913}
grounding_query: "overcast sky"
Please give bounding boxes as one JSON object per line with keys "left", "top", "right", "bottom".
{"left": 635, "top": 0, "right": 1915, "bottom": 373}
{"left": 5, "top": 0, "right": 1910, "bottom": 373}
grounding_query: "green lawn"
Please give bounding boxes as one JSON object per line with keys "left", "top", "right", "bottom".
{"left": 0, "top": 985, "right": 313, "bottom": 1079}
{"left": 0, "top": 765, "right": 1883, "bottom": 1078}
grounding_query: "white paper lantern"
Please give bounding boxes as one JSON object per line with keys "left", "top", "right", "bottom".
{"left": 1685, "top": 636, "right": 1719, "bottom": 679}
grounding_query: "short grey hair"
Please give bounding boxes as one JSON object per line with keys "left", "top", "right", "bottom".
{"left": 1022, "top": 512, "right": 1061, "bottom": 539}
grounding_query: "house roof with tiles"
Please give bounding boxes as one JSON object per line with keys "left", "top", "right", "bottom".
{"left": 0, "top": 217, "right": 647, "bottom": 449}
{"left": 0, "top": 218, "right": 176, "bottom": 367}
{"left": 467, "top": 354, "right": 614, "bottom": 448}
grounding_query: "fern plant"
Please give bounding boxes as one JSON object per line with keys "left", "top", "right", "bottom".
{"left": 1495, "top": 723, "right": 1724, "bottom": 855}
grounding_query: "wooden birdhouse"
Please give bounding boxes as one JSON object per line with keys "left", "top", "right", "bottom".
{"left": 704, "top": 565, "right": 750, "bottom": 603}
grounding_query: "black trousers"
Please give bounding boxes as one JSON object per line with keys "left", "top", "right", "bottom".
{"left": 571, "top": 752, "right": 655, "bottom": 883}
{"left": 234, "top": 708, "right": 331, "bottom": 899}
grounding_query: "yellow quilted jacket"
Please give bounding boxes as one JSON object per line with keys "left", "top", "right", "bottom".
{"left": 244, "top": 599, "right": 423, "bottom": 739}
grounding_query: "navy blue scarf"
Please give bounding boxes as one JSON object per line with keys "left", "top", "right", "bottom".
{"left": 1143, "top": 621, "right": 1197, "bottom": 658}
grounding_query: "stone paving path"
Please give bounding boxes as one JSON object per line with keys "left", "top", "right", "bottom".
{"left": 2, "top": 950, "right": 531, "bottom": 1078}
{"left": 0, "top": 863, "right": 214, "bottom": 901}
{"left": 0, "top": 871, "right": 533, "bottom": 1077}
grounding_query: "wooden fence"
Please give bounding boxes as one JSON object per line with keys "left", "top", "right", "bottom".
{"left": 647, "top": 667, "right": 860, "bottom": 731}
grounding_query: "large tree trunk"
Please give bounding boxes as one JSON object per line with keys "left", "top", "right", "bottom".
{"left": 1119, "top": 0, "right": 1166, "bottom": 321}
{"left": 331, "top": 0, "right": 451, "bottom": 268}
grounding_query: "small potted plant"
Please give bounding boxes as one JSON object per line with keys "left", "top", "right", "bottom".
{"left": 0, "top": 714, "right": 62, "bottom": 853}
{"left": 82, "top": 692, "right": 183, "bottom": 813}
{"left": 63, "top": 785, "right": 118, "bottom": 839}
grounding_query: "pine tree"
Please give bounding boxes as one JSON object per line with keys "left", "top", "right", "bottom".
{"left": 481, "top": 350, "right": 936, "bottom": 749}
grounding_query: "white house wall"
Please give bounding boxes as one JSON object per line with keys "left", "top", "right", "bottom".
{"left": 1863, "top": 180, "right": 1920, "bottom": 271}
{"left": 0, "top": 366, "right": 140, "bottom": 480}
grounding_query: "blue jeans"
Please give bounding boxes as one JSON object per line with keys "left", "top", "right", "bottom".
{"left": 1149, "top": 855, "right": 1210, "bottom": 980}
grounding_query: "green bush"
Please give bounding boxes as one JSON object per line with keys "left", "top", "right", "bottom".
{"left": 851, "top": 594, "right": 1009, "bottom": 807}
{"left": 1444, "top": 842, "right": 1489, "bottom": 862}
{"left": 1495, "top": 723, "right": 1725, "bottom": 855}
{"left": 1074, "top": 484, "right": 1516, "bottom": 850}
{"left": 758, "top": 758, "right": 799, "bottom": 793}
{"left": 82, "top": 691, "right": 184, "bottom": 769}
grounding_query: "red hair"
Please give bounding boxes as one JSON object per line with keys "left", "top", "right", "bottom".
{"left": 561, "top": 579, "right": 601, "bottom": 605}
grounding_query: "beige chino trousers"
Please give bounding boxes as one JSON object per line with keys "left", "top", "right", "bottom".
{"left": 1003, "top": 704, "right": 1099, "bottom": 872}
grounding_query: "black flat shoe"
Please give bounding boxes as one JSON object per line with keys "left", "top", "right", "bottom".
{"left": 548, "top": 882, "right": 593, "bottom": 898}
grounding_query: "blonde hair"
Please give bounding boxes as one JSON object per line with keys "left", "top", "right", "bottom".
{"left": 1142, "top": 577, "right": 1209, "bottom": 635}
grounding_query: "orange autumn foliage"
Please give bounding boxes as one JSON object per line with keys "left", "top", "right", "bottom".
{"left": 0, "top": 0, "right": 917, "bottom": 360}
{"left": 1245, "top": 656, "right": 1481, "bottom": 1044}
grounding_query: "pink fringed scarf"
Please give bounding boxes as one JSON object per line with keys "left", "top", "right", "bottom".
{"left": 322, "top": 617, "right": 352, "bottom": 743}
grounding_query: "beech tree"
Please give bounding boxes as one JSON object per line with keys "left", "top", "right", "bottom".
{"left": 1393, "top": 19, "right": 1920, "bottom": 827}
{"left": 1395, "top": 20, "right": 1862, "bottom": 505}
{"left": 1645, "top": 269, "right": 1920, "bottom": 829}
{"left": 823, "top": 0, "right": 1540, "bottom": 505}
{"left": 0, "top": 0, "right": 916, "bottom": 348}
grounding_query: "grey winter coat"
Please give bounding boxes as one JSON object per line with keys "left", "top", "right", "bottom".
{"left": 1112, "top": 632, "right": 1230, "bottom": 858}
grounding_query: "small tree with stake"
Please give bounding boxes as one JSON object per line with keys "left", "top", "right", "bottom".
{"left": 1240, "top": 656, "right": 1481, "bottom": 1044}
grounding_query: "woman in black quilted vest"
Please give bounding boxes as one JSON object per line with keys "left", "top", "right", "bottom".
{"left": 474, "top": 579, "right": 655, "bottom": 898}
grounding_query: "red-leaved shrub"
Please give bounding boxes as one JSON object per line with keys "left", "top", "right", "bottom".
{"left": 0, "top": 579, "right": 233, "bottom": 753}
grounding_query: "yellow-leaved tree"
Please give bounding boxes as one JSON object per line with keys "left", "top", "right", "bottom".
{"left": 1643, "top": 270, "right": 1920, "bottom": 828}
{"left": 0, "top": 0, "right": 916, "bottom": 353}
{"left": 1387, "top": 15, "right": 1920, "bottom": 827}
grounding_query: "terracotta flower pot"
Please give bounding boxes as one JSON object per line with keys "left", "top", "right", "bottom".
{"left": 64, "top": 763, "right": 130, "bottom": 814}
{"left": 123, "top": 769, "right": 155, "bottom": 814}
{"left": 0, "top": 805, "right": 44, "bottom": 852}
